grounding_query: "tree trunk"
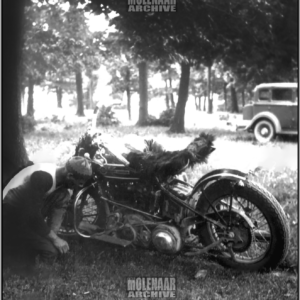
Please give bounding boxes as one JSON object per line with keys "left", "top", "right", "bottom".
{"left": 169, "top": 62, "right": 190, "bottom": 133}
{"left": 169, "top": 81, "right": 175, "bottom": 108}
{"left": 194, "top": 95, "right": 199, "bottom": 110}
{"left": 165, "top": 80, "right": 170, "bottom": 109}
{"left": 241, "top": 88, "right": 245, "bottom": 107}
{"left": 125, "top": 67, "right": 131, "bottom": 120}
{"left": 56, "top": 86, "right": 63, "bottom": 108}
{"left": 76, "top": 71, "right": 85, "bottom": 116}
{"left": 230, "top": 83, "right": 239, "bottom": 113}
{"left": 20, "top": 85, "right": 25, "bottom": 114}
{"left": 27, "top": 75, "right": 34, "bottom": 116}
{"left": 203, "top": 91, "right": 207, "bottom": 111}
{"left": 168, "top": 68, "right": 175, "bottom": 108}
{"left": 198, "top": 95, "right": 201, "bottom": 111}
{"left": 137, "top": 61, "right": 148, "bottom": 126}
{"left": 89, "top": 80, "right": 93, "bottom": 109}
{"left": 223, "top": 82, "right": 227, "bottom": 111}
{"left": 3, "top": 0, "right": 29, "bottom": 185}
{"left": 207, "top": 65, "right": 213, "bottom": 114}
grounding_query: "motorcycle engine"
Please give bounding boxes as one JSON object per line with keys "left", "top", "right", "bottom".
{"left": 152, "top": 224, "right": 182, "bottom": 254}
{"left": 116, "top": 213, "right": 152, "bottom": 248}
{"left": 114, "top": 212, "right": 183, "bottom": 254}
{"left": 162, "top": 180, "right": 193, "bottom": 222}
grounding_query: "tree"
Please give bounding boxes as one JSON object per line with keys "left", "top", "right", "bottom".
{"left": 159, "top": 65, "right": 178, "bottom": 109}
{"left": 56, "top": 87, "right": 63, "bottom": 108}
{"left": 86, "top": 0, "right": 297, "bottom": 131}
{"left": 169, "top": 62, "right": 190, "bottom": 133}
{"left": 137, "top": 61, "right": 149, "bottom": 125}
{"left": 104, "top": 32, "right": 139, "bottom": 120}
{"left": 24, "top": 1, "right": 103, "bottom": 116}
{"left": 166, "top": 67, "right": 177, "bottom": 108}
{"left": 221, "top": 0, "right": 298, "bottom": 90}
{"left": 189, "top": 66, "right": 205, "bottom": 111}
{"left": 85, "top": 70, "right": 99, "bottom": 109}
{"left": 3, "top": 0, "right": 29, "bottom": 185}
{"left": 51, "top": 4, "right": 102, "bottom": 116}
{"left": 207, "top": 65, "right": 213, "bottom": 114}
{"left": 22, "top": 4, "right": 57, "bottom": 117}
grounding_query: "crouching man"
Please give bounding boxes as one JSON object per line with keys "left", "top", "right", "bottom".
{"left": 3, "top": 156, "right": 92, "bottom": 272}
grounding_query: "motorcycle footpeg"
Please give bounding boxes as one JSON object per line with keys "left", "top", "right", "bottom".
{"left": 90, "top": 233, "right": 133, "bottom": 247}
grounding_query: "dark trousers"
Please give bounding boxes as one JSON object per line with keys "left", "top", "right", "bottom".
{"left": 3, "top": 187, "right": 70, "bottom": 269}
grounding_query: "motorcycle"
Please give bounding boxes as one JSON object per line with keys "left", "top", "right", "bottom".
{"left": 60, "top": 131, "right": 290, "bottom": 272}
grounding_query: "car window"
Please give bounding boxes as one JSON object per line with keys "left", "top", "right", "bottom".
{"left": 272, "top": 88, "right": 293, "bottom": 101}
{"left": 258, "top": 89, "right": 270, "bottom": 100}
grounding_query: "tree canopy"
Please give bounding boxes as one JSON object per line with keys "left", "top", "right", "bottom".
{"left": 84, "top": 0, "right": 297, "bottom": 131}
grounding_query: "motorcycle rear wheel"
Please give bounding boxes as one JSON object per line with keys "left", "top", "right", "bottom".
{"left": 195, "top": 180, "right": 290, "bottom": 271}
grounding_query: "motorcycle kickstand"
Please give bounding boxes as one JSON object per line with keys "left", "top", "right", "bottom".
{"left": 226, "top": 243, "right": 237, "bottom": 262}
{"left": 184, "top": 238, "right": 227, "bottom": 256}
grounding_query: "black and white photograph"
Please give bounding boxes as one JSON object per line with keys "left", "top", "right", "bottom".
{"left": 2, "top": 0, "right": 298, "bottom": 299}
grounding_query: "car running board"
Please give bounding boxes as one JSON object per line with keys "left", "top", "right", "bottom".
{"left": 90, "top": 233, "right": 133, "bottom": 247}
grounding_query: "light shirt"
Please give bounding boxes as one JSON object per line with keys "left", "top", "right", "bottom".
{"left": 3, "top": 163, "right": 57, "bottom": 199}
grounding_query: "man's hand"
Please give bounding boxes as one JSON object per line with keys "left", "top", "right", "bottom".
{"left": 52, "top": 236, "right": 69, "bottom": 254}
{"left": 47, "top": 230, "right": 70, "bottom": 254}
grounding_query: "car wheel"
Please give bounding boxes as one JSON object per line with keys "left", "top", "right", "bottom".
{"left": 254, "top": 120, "right": 275, "bottom": 143}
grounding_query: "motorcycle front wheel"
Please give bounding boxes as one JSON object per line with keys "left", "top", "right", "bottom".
{"left": 195, "top": 179, "right": 290, "bottom": 271}
{"left": 59, "top": 187, "right": 106, "bottom": 237}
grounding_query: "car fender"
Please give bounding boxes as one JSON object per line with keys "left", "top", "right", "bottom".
{"left": 190, "top": 168, "right": 248, "bottom": 197}
{"left": 244, "top": 111, "right": 281, "bottom": 133}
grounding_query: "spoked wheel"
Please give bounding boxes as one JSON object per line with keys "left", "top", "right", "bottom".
{"left": 196, "top": 180, "right": 290, "bottom": 271}
{"left": 59, "top": 188, "right": 106, "bottom": 237}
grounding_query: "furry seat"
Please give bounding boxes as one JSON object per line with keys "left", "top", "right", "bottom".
{"left": 75, "top": 132, "right": 215, "bottom": 180}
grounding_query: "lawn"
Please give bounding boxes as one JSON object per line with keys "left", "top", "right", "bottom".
{"left": 3, "top": 114, "right": 298, "bottom": 300}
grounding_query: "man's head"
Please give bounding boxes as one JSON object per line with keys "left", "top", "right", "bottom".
{"left": 65, "top": 156, "right": 92, "bottom": 188}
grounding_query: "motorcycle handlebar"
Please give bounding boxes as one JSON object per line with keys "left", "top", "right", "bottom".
{"left": 101, "top": 143, "right": 130, "bottom": 166}
{"left": 83, "top": 140, "right": 129, "bottom": 167}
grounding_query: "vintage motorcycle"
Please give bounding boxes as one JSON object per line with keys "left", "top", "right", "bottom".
{"left": 60, "top": 131, "right": 290, "bottom": 272}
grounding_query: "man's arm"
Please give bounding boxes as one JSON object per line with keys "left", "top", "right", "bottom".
{"left": 28, "top": 210, "right": 70, "bottom": 254}
{"left": 47, "top": 230, "right": 69, "bottom": 254}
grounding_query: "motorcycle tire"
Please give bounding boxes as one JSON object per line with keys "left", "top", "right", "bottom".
{"left": 59, "top": 187, "right": 107, "bottom": 237}
{"left": 195, "top": 179, "right": 290, "bottom": 271}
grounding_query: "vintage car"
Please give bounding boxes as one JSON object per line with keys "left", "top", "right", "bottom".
{"left": 237, "top": 82, "right": 298, "bottom": 143}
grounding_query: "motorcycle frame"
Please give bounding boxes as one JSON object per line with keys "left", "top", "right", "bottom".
{"left": 72, "top": 168, "right": 249, "bottom": 239}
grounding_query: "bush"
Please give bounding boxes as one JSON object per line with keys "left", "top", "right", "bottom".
{"left": 146, "top": 108, "right": 175, "bottom": 127}
{"left": 96, "top": 105, "right": 120, "bottom": 127}
{"left": 158, "top": 108, "right": 175, "bottom": 126}
{"left": 21, "top": 115, "right": 36, "bottom": 133}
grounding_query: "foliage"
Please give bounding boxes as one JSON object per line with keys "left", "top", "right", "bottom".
{"left": 189, "top": 66, "right": 206, "bottom": 98}
{"left": 157, "top": 108, "right": 175, "bottom": 126}
{"left": 21, "top": 115, "right": 37, "bottom": 134}
{"left": 23, "top": 0, "right": 104, "bottom": 113}
{"left": 96, "top": 105, "right": 120, "bottom": 127}
{"left": 103, "top": 32, "right": 139, "bottom": 98}
{"left": 221, "top": 0, "right": 298, "bottom": 85}
{"left": 85, "top": 0, "right": 297, "bottom": 130}
{"left": 142, "top": 109, "right": 175, "bottom": 127}
{"left": 254, "top": 168, "right": 298, "bottom": 268}
{"left": 22, "top": 4, "right": 55, "bottom": 86}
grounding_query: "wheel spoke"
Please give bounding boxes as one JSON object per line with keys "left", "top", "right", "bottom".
{"left": 205, "top": 194, "right": 272, "bottom": 263}
{"left": 60, "top": 191, "right": 100, "bottom": 236}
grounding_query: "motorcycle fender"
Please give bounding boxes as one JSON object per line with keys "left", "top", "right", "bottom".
{"left": 191, "top": 168, "right": 248, "bottom": 197}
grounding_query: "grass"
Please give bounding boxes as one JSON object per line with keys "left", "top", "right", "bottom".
{"left": 3, "top": 240, "right": 298, "bottom": 300}
{"left": 3, "top": 118, "right": 298, "bottom": 300}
